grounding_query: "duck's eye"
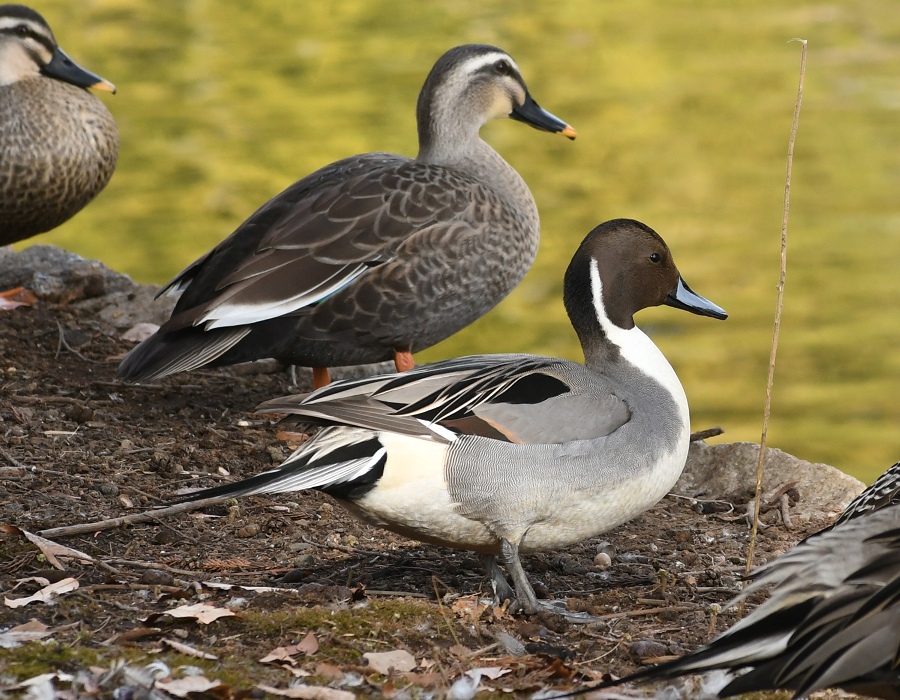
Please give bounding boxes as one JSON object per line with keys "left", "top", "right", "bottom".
{"left": 14, "top": 25, "right": 30, "bottom": 37}
{"left": 494, "top": 60, "right": 511, "bottom": 75}
{"left": 649, "top": 252, "right": 662, "bottom": 263}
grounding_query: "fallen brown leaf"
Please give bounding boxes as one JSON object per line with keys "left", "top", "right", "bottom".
{"left": 256, "top": 685, "right": 354, "bottom": 700}
{"left": 156, "top": 675, "right": 224, "bottom": 697}
{"left": 0, "top": 620, "right": 53, "bottom": 648}
{"left": 4, "top": 577, "right": 79, "bottom": 608}
{"left": 296, "top": 632, "right": 319, "bottom": 655}
{"left": 109, "top": 627, "right": 163, "bottom": 644}
{"left": 363, "top": 649, "right": 416, "bottom": 674}
{"left": 400, "top": 672, "right": 443, "bottom": 687}
{"left": 0, "top": 523, "right": 94, "bottom": 569}
{"left": 145, "top": 602, "right": 236, "bottom": 624}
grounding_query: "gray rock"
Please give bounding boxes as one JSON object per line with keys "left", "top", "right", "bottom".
{"left": 0, "top": 244, "right": 131, "bottom": 302}
{"left": 677, "top": 441, "right": 865, "bottom": 521}
{"left": 0, "top": 244, "right": 177, "bottom": 328}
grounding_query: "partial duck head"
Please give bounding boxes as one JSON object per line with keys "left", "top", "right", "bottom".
{"left": 416, "top": 44, "right": 575, "bottom": 163}
{"left": 0, "top": 4, "right": 115, "bottom": 91}
{"left": 564, "top": 219, "right": 726, "bottom": 360}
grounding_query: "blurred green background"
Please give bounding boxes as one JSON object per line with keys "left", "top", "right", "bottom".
{"left": 19, "top": 0, "right": 900, "bottom": 483}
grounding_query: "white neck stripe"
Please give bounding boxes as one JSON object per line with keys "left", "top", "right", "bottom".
{"left": 588, "top": 258, "right": 688, "bottom": 415}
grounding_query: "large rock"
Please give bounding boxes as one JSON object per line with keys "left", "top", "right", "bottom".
{"left": 0, "top": 244, "right": 176, "bottom": 329}
{"left": 677, "top": 441, "right": 865, "bottom": 522}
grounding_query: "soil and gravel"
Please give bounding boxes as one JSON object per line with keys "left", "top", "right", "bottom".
{"left": 0, "top": 246, "right": 865, "bottom": 699}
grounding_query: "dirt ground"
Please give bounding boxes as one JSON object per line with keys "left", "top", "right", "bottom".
{"left": 0, "top": 265, "right": 848, "bottom": 699}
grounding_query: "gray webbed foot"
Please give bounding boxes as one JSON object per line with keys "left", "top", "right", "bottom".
{"left": 489, "top": 540, "right": 603, "bottom": 623}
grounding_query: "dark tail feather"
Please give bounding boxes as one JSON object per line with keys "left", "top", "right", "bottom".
{"left": 116, "top": 326, "right": 250, "bottom": 382}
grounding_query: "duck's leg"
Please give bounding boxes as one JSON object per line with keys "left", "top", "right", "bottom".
{"left": 499, "top": 539, "right": 541, "bottom": 614}
{"left": 499, "top": 538, "right": 599, "bottom": 622}
{"left": 0, "top": 286, "right": 37, "bottom": 311}
{"left": 479, "top": 553, "right": 516, "bottom": 607}
{"left": 393, "top": 350, "right": 415, "bottom": 372}
{"left": 312, "top": 367, "right": 331, "bottom": 389}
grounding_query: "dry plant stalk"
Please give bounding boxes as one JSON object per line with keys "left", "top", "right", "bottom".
{"left": 745, "top": 39, "right": 808, "bottom": 580}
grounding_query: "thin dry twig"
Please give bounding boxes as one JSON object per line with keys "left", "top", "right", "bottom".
{"left": 36, "top": 495, "right": 232, "bottom": 538}
{"left": 55, "top": 321, "right": 97, "bottom": 363}
{"left": 746, "top": 39, "right": 808, "bottom": 582}
{"left": 689, "top": 427, "right": 724, "bottom": 442}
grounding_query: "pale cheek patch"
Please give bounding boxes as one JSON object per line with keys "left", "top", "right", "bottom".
{"left": 487, "top": 90, "right": 514, "bottom": 121}
{"left": 0, "top": 43, "right": 41, "bottom": 85}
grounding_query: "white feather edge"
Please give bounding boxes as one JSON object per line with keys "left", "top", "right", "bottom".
{"left": 199, "top": 263, "right": 369, "bottom": 329}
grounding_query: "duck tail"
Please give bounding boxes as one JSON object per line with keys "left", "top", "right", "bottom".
{"left": 175, "top": 427, "right": 387, "bottom": 503}
{"left": 116, "top": 326, "right": 250, "bottom": 382}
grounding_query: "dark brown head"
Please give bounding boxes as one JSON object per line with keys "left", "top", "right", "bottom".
{"left": 563, "top": 219, "right": 726, "bottom": 347}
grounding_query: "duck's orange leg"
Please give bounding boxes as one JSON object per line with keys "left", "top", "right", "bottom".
{"left": 393, "top": 350, "right": 415, "bottom": 372}
{"left": 312, "top": 366, "right": 331, "bottom": 389}
{"left": 0, "top": 287, "right": 38, "bottom": 311}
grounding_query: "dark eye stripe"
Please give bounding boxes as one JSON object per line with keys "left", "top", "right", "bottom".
{"left": 0, "top": 23, "right": 54, "bottom": 54}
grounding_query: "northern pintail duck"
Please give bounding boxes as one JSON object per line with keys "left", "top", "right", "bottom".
{"left": 0, "top": 4, "right": 118, "bottom": 245}
{"left": 830, "top": 459, "right": 900, "bottom": 528}
{"left": 585, "top": 463, "right": 900, "bottom": 699}
{"left": 177, "top": 219, "right": 727, "bottom": 615}
{"left": 117, "top": 44, "right": 576, "bottom": 389}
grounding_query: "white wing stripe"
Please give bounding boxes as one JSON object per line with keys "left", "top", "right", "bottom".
{"left": 201, "top": 264, "right": 369, "bottom": 329}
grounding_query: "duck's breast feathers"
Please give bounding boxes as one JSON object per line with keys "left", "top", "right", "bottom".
{"left": 159, "top": 155, "right": 512, "bottom": 333}
{"left": 261, "top": 354, "right": 630, "bottom": 445}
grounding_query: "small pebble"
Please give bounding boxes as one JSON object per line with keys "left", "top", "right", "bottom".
{"left": 295, "top": 554, "right": 315, "bottom": 567}
{"left": 140, "top": 569, "right": 175, "bottom": 586}
{"left": 99, "top": 482, "right": 119, "bottom": 497}
{"left": 593, "top": 552, "right": 612, "bottom": 570}
{"left": 629, "top": 640, "right": 669, "bottom": 660}
{"left": 235, "top": 523, "right": 260, "bottom": 538}
{"left": 152, "top": 530, "right": 177, "bottom": 545}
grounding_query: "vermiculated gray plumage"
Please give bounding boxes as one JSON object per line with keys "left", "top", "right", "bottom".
{"left": 175, "top": 219, "right": 727, "bottom": 616}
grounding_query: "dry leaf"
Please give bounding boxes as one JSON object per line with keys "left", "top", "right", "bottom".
{"left": 155, "top": 676, "right": 223, "bottom": 697}
{"left": 313, "top": 663, "right": 343, "bottom": 680}
{"left": 401, "top": 672, "right": 443, "bottom": 687}
{"left": 466, "top": 666, "right": 511, "bottom": 681}
{"left": 0, "top": 620, "right": 53, "bottom": 648}
{"left": 148, "top": 603, "right": 236, "bottom": 624}
{"left": 260, "top": 646, "right": 300, "bottom": 666}
{"left": 296, "top": 632, "right": 318, "bottom": 655}
{"left": 4, "top": 577, "right": 79, "bottom": 608}
{"left": 363, "top": 649, "right": 416, "bottom": 674}
{"left": 109, "top": 627, "right": 162, "bottom": 644}
{"left": 162, "top": 638, "right": 218, "bottom": 660}
{"left": 4, "top": 672, "right": 74, "bottom": 690}
{"left": 256, "top": 684, "right": 354, "bottom": 700}
{"left": 260, "top": 633, "right": 318, "bottom": 667}
{"left": 0, "top": 523, "right": 94, "bottom": 569}
{"left": 450, "top": 597, "right": 488, "bottom": 621}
